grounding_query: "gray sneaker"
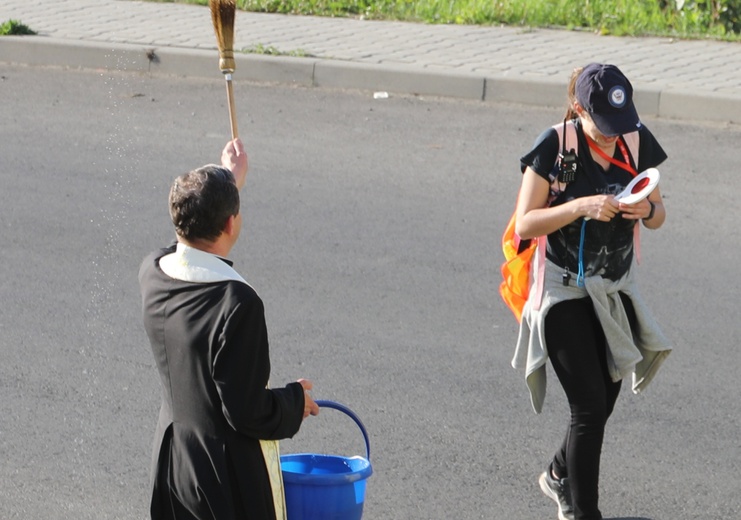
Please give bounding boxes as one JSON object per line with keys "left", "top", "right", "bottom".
{"left": 538, "top": 470, "right": 574, "bottom": 520}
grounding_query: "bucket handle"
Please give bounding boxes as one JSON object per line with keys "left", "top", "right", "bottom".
{"left": 315, "top": 400, "right": 371, "bottom": 460}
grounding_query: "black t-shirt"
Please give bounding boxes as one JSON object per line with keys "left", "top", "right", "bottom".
{"left": 519, "top": 119, "right": 667, "bottom": 281}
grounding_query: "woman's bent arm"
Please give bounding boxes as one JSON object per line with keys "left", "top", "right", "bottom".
{"left": 515, "top": 167, "right": 622, "bottom": 239}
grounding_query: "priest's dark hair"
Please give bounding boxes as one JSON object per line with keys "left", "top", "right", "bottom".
{"left": 169, "top": 165, "right": 240, "bottom": 242}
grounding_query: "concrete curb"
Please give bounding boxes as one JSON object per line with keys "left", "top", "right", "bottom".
{"left": 2, "top": 35, "right": 740, "bottom": 124}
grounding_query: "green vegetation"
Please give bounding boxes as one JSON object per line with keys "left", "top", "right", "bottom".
{"left": 0, "top": 19, "right": 37, "bottom": 35}
{"left": 242, "top": 43, "right": 312, "bottom": 56}
{"left": 147, "top": 0, "right": 741, "bottom": 40}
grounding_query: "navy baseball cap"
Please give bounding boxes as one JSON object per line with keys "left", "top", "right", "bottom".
{"left": 575, "top": 63, "right": 641, "bottom": 136}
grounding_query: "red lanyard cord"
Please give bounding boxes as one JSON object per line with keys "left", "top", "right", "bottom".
{"left": 585, "top": 135, "right": 638, "bottom": 177}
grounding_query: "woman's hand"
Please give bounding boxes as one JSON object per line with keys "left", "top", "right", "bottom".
{"left": 620, "top": 188, "right": 665, "bottom": 229}
{"left": 579, "top": 194, "right": 620, "bottom": 221}
{"left": 618, "top": 197, "right": 652, "bottom": 220}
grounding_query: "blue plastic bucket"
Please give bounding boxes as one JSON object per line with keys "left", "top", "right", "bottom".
{"left": 281, "top": 400, "right": 373, "bottom": 520}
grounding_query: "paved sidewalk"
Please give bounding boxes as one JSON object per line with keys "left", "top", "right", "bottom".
{"left": 2, "top": 0, "right": 740, "bottom": 123}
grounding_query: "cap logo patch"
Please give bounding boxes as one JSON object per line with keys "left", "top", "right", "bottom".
{"left": 609, "top": 86, "right": 626, "bottom": 108}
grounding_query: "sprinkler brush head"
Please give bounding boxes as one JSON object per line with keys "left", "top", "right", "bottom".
{"left": 209, "top": 0, "right": 236, "bottom": 73}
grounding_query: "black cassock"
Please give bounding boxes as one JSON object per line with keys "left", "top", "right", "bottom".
{"left": 139, "top": 243, "right": 305, "bottom": 520}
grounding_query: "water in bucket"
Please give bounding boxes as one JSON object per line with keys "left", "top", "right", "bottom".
{"left": 281, "top": 400, "right": 373, "bottom": 520}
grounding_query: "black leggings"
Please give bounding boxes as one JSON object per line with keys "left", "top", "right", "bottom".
{"left": 545, "top": 294, "right": 636, "bottom": 520}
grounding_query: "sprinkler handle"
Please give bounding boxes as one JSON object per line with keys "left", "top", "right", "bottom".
{"left": 315, "top": 400, "right": 371, "bottom": 460}
{"left": 224, "top": 74, "right": 238, "bottom": 139}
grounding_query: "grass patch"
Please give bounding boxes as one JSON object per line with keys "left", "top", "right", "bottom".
{"left": 242, "top": 43, "right": 312, "bottom": 57}
{"left": 0, "top": 19, "right": 37, "bottom": 35}
{"left": 144, "top": 0, "right": 741, "bottom": 40}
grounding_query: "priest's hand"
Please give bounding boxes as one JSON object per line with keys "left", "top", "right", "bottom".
{"left": 222, "top": 138, "right": 248, "bottom": 190}
{"left": 298, "top": 379, "right": 320, "bottom": 419}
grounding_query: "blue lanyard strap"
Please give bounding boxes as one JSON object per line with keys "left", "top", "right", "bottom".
{"left": 577, "top": 219, "right": 587, "bottom": 287}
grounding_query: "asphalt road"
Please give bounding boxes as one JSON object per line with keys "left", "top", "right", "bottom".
{"left": 0, "top": 64, "right": 739, "bottom": 520}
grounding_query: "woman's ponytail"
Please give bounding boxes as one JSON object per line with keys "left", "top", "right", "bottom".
{"left": 563, "top": 66, "right": 584, "bottom": 121}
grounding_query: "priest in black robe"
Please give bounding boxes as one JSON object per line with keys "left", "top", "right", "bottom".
{"left": 139, "top": 138, "right": 319, "bottom": 520}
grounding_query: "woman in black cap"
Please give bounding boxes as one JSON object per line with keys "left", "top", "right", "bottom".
{"left": 510, "top": 63, "right": 673, "bottom": 520}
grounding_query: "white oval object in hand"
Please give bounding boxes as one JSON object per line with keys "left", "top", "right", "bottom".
{"left": 615, "top": 168, "right": 660, "bottom": 205}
